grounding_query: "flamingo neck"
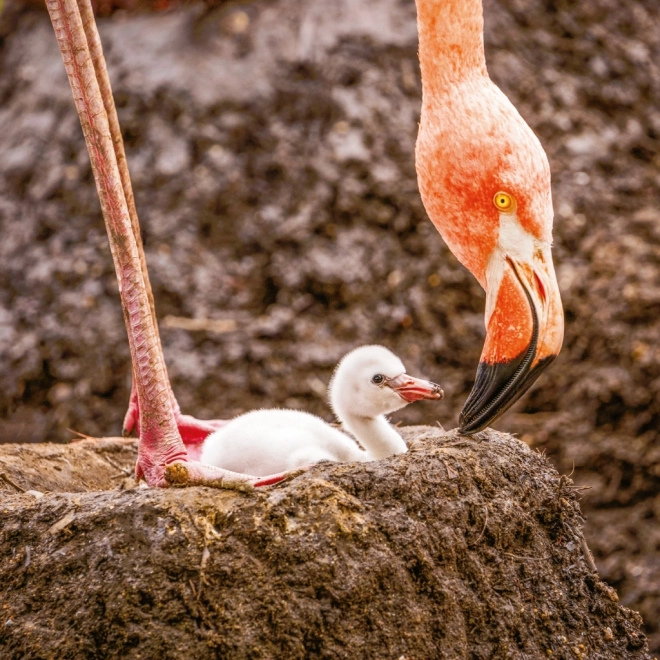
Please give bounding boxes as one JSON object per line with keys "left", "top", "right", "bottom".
{"left": 415, "top": 0, "right": 488, "bottom": 97}
{"left": 341, "top": 415, "right": 408, "bottom": 461}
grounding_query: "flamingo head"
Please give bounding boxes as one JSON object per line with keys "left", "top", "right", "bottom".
{"left": 329, "top": 345, "right": 444, "bottom": 421}
{"left": 416, "top": 78, "right": 564, "bottom": 433}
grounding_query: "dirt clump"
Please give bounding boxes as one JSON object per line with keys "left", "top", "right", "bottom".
{"left": 0, "top": 427, "right": 651, "bottom": 659}
{"left": 0, "top": 436, "right": 137, "bottom": 493}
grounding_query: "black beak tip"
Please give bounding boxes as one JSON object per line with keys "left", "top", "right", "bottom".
{"left": 458, "top": 415, "right": 486, "bottom": 435}
{"left": 458, "top": 354, "right": 557, "bottom": 436}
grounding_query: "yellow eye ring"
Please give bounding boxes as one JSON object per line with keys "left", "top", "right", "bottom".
{"left": 493, "top": 191, "right": 516, "bottom": 212}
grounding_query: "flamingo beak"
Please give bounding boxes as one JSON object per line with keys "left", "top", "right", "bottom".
{"left": 459, "top": 245, "right": 564, "bottom": 434}
{"left": 388, "top": 374, "right": 444, "bottom": 403}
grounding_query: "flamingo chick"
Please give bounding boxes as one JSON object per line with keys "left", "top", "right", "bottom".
{"left": 415, "top": 0, "right": 564, "bottom": 433}
{"left": 200, "top": 346, "right": 443, "bottom": 476}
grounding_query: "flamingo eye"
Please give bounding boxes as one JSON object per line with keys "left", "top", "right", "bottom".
{"left": 493, "top": 191, "right": 516, "bottom": 212}
{"left": 372, "top": 374, "right": 384, "bottom": 385}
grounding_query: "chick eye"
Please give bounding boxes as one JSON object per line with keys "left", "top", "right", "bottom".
{"left": 493, "top": 191, "right": 515, "bottom": 212}
{"left": 372, "top": 374, "right": 384, "bottom": 385}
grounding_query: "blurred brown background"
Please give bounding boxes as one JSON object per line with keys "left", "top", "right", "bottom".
{"left": 0, "top": 0, "right": 658, "bottom": 650}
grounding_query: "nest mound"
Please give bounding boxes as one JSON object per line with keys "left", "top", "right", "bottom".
{"left": 0, "top": 427, "right": 649, "bottom": 659}
{"left": 1, "top": 0, "right": 659, "bottom": 646}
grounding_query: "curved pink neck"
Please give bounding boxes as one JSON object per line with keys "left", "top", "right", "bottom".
{"left": 415, "top": 0, "right": 488, "bottom": 96}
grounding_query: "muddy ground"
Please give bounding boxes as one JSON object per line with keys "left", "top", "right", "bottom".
{"left": 0, "top": 0, "right": 659, "bottom": 652}
{"left": 0, "top": 428, "right": 651, "bottom": 659}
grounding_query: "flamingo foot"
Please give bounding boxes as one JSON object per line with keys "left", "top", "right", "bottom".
{"left": 163, "top": 461, "right": 288, "bottom": 490}
{"left": 133, "top": 427, "right": 291, "bottom": 490}
{"left": 122, "top": 391, "right": 140, "bottom": 437}
{"left": 173, "top": 414, "right": 229, "bottom": 445}
{"left": 135, "top": 456, "right": 289, "bottom": 490}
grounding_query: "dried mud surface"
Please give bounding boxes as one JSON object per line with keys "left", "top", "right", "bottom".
{"left": 0, "top": 428, "right": 651, "bottom": 659}
{"left": 0, "top": 0, "right": 659, "bottom": 652}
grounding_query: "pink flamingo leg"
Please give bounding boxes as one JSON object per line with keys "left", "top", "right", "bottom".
{"left": 74, "top": 0, "right": 230, "bottom": 448}
{"left": 122, "top": 387, "right": 228, "bottom": 448}
{"left": 46, "top": 0, "right": 282, "bottom": 488}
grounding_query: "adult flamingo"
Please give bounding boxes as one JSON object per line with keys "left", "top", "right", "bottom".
{"left": 415, "top": 0, "right": 564, "bottom": 433}
{"left": 45, "top": 0, "right": 283, "bottom": 488}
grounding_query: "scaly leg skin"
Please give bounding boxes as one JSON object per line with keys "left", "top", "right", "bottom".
{"left": 46, "top": 0, "right": 285, "bottom": 489}
{"left": 122, "top": 386, "right": 228, "bottom": 450}
{"left": 76, "top": 0, "right": 231, "bottom": 449}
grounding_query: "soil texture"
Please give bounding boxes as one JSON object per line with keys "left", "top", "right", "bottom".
{"left": 0, "top": 428, "right": 651, "bottom": 659}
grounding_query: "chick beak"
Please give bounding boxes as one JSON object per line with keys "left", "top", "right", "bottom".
{"left": 388, "top": 373, "right": 444, "bottom": 403}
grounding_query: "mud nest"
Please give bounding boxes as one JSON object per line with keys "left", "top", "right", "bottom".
{"left": 1, "top": 0, "right": 660, "bottom": 645}
{"left": 0, "top": 427, "right": 650, "bottom": 659}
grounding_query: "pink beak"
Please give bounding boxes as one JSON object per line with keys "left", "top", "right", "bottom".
{"left": 388, "top": 374, "right": 444, "bottom": 403}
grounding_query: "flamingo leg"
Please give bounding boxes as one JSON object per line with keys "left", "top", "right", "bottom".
{"left": 46, "top": 0, "right": 281, "bottom": 488}
{"left": 75, "top": 0, "right": 230, "bottom": 447}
